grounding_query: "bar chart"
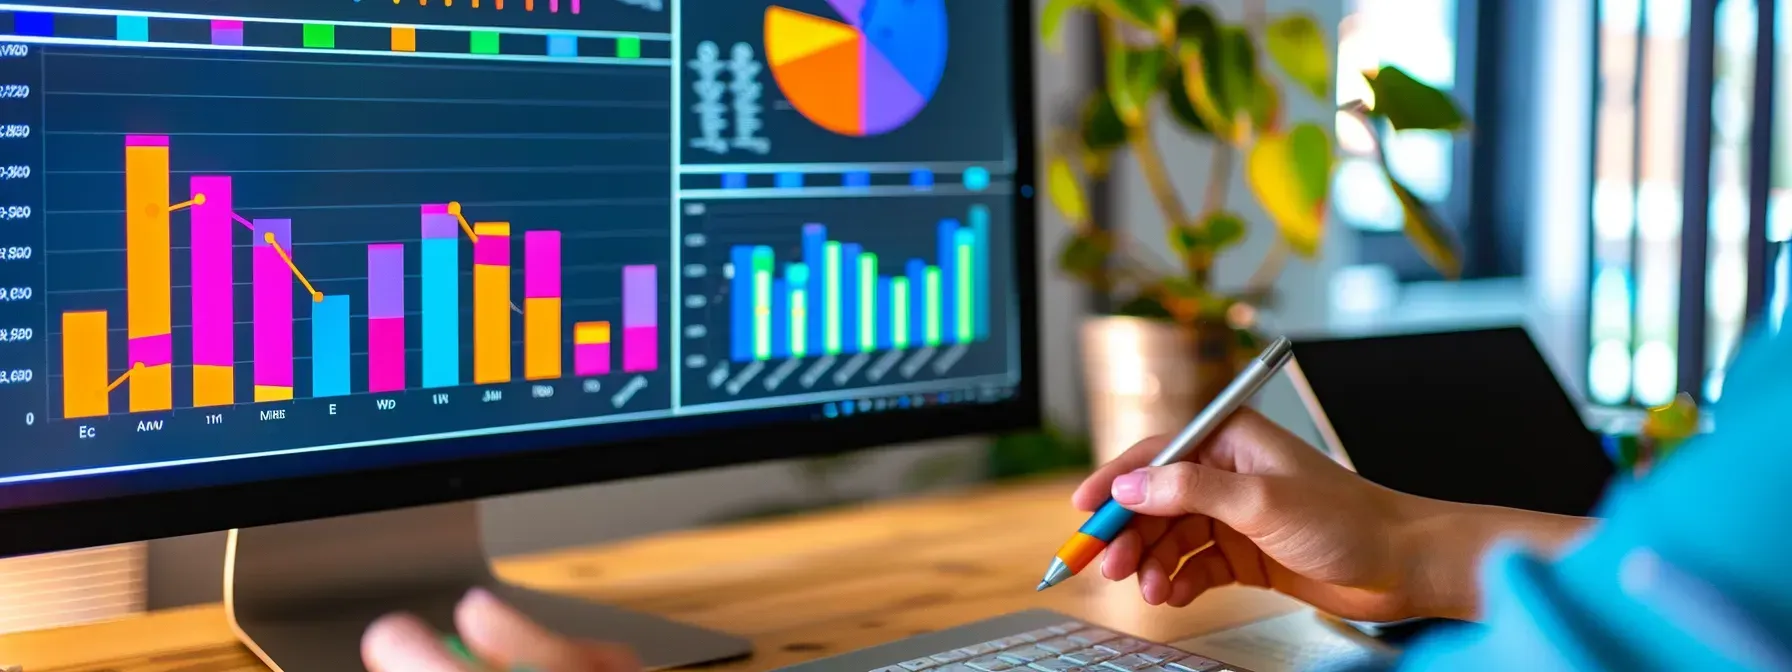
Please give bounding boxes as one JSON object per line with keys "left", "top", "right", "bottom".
{"left": 55, "top": 136, "right": 666, "bottom": 420}
{"left": 680, "top": 196, "right": 1014, "bottom": 407}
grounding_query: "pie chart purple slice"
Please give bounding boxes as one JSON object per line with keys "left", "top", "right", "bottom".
{"left": 861, "top": 41, "right": 927, "bottom": 135}
{"left": 825, "top": 0, "right": 865, "bottom": 27}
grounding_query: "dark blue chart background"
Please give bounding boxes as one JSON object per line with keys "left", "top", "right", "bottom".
{"left": 677, "top": 0, "right": 1012, "bottom": 166}
{"left": 6, "top": 0, "right": 669, "bottom": 34}
{"left": 0, "top": 40, "right": 676, "bottom": 479}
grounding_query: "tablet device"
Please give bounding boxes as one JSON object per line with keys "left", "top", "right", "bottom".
{"left": 1287, "top": 326, "right": 1615, "bottom": 517}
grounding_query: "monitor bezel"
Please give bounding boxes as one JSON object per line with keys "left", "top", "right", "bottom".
{"left": 0, "top": 0, "right": 1041, "bottom": 559}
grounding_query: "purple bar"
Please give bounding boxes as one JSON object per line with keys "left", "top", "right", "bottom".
{"left": 190, "top": 175, "right": 233, "bottom": 368}
{"left": 421, "top": 206, "right": 458, "bottom": 239}
{"left": 125, "top": 134, "right": 168, "bottom": 147}
{"left": 575, "top": 343, "right": 611, "bottom": 376}
{"left": 525, "top": 231, "right": 561, "bottom": 299}
{"left": 367, "top": 244, "right": 404, "bottom": 318}
{"left": 474, "top": 230, "right": 509, "bottom": 266}
{"left": 128, "top": 333, "right": 172, "bottom": 368}
{"left": 253, "top": 219, "right": 294, "bottom": 389}
{"left": 622, "top": 264, "right": 657, "bottom": 372}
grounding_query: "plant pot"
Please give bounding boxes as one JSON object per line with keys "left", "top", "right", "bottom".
{"left": 1081, "top": 316, "right": 1239, "bottom": 467}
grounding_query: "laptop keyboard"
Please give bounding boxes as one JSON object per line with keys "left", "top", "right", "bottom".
{"left": 872, "top": 620, "right": 1253, "bottom": 672}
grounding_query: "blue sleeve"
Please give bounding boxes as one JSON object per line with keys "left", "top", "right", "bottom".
{"left": 1389, "top": 329, "right": 1792, "bottom": 671}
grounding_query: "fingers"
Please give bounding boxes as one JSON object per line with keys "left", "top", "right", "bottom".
{"left": 456, "top": 588, "right": 642, "bottom": 672}
{"left": 1110, "top": 462, "right": 1264, "bottom": 530}
{"left": 1073, "top": 435, "right": 1172, "bottom": 511}
{"left": 1166, "top": 548, "right": 1235, "bottom": 608}
{"left": 362, "top": 613, "right": 476, "bottom": 672}
{"left": 1211, "top": 523, "right": 1269, "bottom": 589}
{"left": 1100, "top": 514, "right": 1171, "bottom": 580}
{"left": 1138, "top": 516, "right": 1213, "bottom": 605}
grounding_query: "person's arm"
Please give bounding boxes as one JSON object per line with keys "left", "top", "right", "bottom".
{"left": 1394, "top": 498, "right": 1593, "bottom": 621}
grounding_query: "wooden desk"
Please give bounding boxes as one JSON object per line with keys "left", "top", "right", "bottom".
{"left": 0, "top": 478, "right": 1301, "bottom": 672}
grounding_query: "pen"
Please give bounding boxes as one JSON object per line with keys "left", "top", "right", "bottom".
{"left": 1035, "top": 336, "right": 1295, "bottom": 592}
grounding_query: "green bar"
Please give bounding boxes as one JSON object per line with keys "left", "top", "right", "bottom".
{"left": 824, "top": 241, "right": 842, "bottom": 355}
{"left": 955, "top": 230, "right": 974, "bottom": 343}
{"left": 617, "top": 35, "right": 641, "bottom": 58}
{"left": 303, "top": 23, "right": 335, "bottom": 49}
{"left": 752, "top": 247, "right": 774, "bottom": 361}
{"left": 924, "top": 266, "right": 941, "bottom": 347}
{"left": 790, "top": 289, "right": 808, "bottom": 358}
{"left": 858, "top": 253, "right": 877, "bottom": 352}
{"left": 471, "top": 31, "right": 501, "bottom": 54}
{"left": 892, "top": 278, "right": 910, "bottom": 349}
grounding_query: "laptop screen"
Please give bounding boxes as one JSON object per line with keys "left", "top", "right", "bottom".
{"left": 1289, "top": 327, "right": 1615, "bottom": 517}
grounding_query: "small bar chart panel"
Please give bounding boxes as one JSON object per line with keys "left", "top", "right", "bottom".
{"left": 680, "top": 196, "right": 1014, "bottom": 407}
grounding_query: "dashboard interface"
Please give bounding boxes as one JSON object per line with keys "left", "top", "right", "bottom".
{"left": 0, "top": 0, "right": 1022, "bottom": 498}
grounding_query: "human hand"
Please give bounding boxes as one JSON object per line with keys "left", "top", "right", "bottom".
{"left": 1072, "top": 408, "right": 1428, "bottom": 622}
{"left": 362, "top": 587, "right": 642, "bottom": 672}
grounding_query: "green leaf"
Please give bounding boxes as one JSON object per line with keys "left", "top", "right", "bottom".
{"left": 1046, "top": 156, "right": 1090, "bottom": 225}
{"left": 1056, "top": 231, "right": 1112, "bottom": 281}
{"left": 1265, "top": 13, "right": 1331, "bottom": 99}
{"left": 1105, "top": 46, "right": 1167, "bottom": 126}
{"left": 1079, "top": 91, "right": 1128, "bottom": 162}
{"left": 1175, "top": 3, "right": 1219, "bottom": 47}
{"left": 1112, "top": 293, "right": 1175, "bottom": 320}
{"left": 1169, "top": 226, "right": 1203, "bottom": 257}
{"left": 1250, "top": 71, "right": 1282, "bottom": 133}
{"left": 1388, "top": 175, "right": 1463, "bottom": 278}
{"left": 1165, "top": 65, "right": 1215, "bottom": 136}
{"left": 1364, "top": 65, "right": 1466, "bottom": 131}
{"left": 1202, "top": 211, "right": 1248, "bottom": 249}
{"left": 1108, "top": 0, "right": 1177, "bottom": 34}
{"left": 1173, "top": 5, "right": 1231, "bottom": 135}
{"left": 1041, "top": 0, "right": 1094, "bottom": 49}
{"left": 1211, "top": 27, "right": 1259, "bottom": 128}
{"left": 1245, "top": 122, "right": 1334, "bottom": 256}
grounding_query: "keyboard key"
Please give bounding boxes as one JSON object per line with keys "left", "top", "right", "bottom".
{"left": 968, "top": 656, "right": 1015, "bottom": 671}
{"left": 1100, "top": 654, "right": 1157, "bottom": 671}
{"left": 991, "top": 637, "right": 1027, "bottom": 649}
{"left": 1137, "top": 646, "right": 1185, "bottom": 663}
{"left": 1058, "top": 648, "right": 1117, "bottom": 665}
{"left": 1035, "top": 638, "right": 1081, "bottom": 654}
{"left": 871, "top": 666, "right": 909, "bottom": 672}
{"left": 1165, "top": 657, "right": 1223, "bottom": 672}
{"left": 1068, "top": 629, "right": 1119, "bottom": 646}
{"left": 900, "top": 659, "right": 940, "bottom": 671}
{"left": 1028, "top": 658, "right": 1081, "bottom": 672}
{"left": 958, "top": 642, "right": 1004, "bottom": 657}
{"left": 1052, "top": 622, "right": 1088, "bottom": 634}
{"left": 998, "top": 646, "right": 1056, "bottom": 664}
{"left": 1023, "top": 628, "right": 1059, "bottom": 642}
{"left": 1096, "top": 639, "right": 1148, "bottom": 655}
{"left": 935, "top": 665, "right": 981, "bottom": 672}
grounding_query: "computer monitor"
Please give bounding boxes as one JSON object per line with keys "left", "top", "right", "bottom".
{"left": 0, "top": 1, "right": 1038, "bottom": 669}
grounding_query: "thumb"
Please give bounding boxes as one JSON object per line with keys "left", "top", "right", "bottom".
{"left": 456, "top": 587, "right": 640, "bottom": 672}
{"left": 1111, "top": 462, "right": 1264, "bottom": 527}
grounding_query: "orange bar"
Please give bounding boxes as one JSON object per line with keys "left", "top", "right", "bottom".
{"left": 525, "top": 297, "right": 561, "bottom": 380}
{"left": 193, "top": 365, "right": 234, "bottom": 407}
{"left": 255, "top": 385, "right": 294, "bottom": 401}
{"left": 125, "top": 137, "right": 172, "bottom": 412}
{"left": 391, "top": 27, "right": 416, "bottom": 51}
{"left": 62, "top": 311, "right": 109, "bottom": 419}
{"left": 575, "top": 321, "right": 611, "bottom": 344}
{"left": 473, "top": 222, "right": 512, "bottom": 384}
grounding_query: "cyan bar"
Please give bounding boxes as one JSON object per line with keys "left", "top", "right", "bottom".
{"left": 311, "top": 295, "right": 350, "bottom": 398}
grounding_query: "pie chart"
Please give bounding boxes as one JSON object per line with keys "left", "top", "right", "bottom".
{"left": 764, "top": 0, "right": 948, "bottom": 137}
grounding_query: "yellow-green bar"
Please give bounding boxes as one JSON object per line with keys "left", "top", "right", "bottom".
{"left": 924, "top": 266, "right": 941, "bottom": 347}
{"left": 752, "top": 246, "right": 773, "bottom": 361}
{"left": 858, "top": 253, "right": 877, "bottom": 352}
{"left": 824, "top": 241, "right": 842, "bottom": 355}
{"left": 892, "top": 278, "right": 910, "bottom": 349}
{"left": 791, "top": 289, "right": 808, "bottom": 357}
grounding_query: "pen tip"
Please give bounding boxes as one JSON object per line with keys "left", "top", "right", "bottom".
{"left": 1036, "top": 581, "right": 1051, "bottom": 592}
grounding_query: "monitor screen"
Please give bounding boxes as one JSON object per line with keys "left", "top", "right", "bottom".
{"left": 0, "top": 1, "right": 1028, "bottom": 515}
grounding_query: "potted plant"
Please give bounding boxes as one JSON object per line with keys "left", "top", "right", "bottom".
{"left": 1042, "top": 0, "right": 1470, "bottom": 462}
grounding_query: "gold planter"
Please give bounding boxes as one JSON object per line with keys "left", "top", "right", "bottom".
{"left": 1081, "top": 317, "right": 1238, "bottom": 466}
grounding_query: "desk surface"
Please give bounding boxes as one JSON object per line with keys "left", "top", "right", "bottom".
{"left": 0, "top": 477, "right": 1301, "bottom": 672}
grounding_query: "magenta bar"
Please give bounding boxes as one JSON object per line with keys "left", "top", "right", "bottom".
{"left": 474, "top": 230, "right": 509, "bottom": 266}
{"left": 622, "top": 264, "right": 657, "bottom": 372}
{"left": 190, "top": 175, "right": 233, "bottom": 370}
{"left": 422, "top": 203, "right": 450, "bottom": 215}
{"left": 210, "top": 19, "right": 243, "bottom": 46}
{"left": 253, "top": 219, "right": 294, "bottom": 396}
{"left": 524, "top": 231, "right": 561, "bottom": 299}
{"left": 572, "top": 0, "right": 581, "bottom": 13}
{"left": 368, "top": 243, "right": 406, "bottom": 392}
{"left": 575, "top": 343, "right": 611, "bottom": 376}
{"left": 124, "top": 134, "right": 168, "bottom": 147}
{"left": 128, "top": 334, "right": 172, "bottom": 368}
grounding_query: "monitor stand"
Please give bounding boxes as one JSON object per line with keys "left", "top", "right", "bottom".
{"left": 224, "top": 500, "right": 753, "bottom": 671}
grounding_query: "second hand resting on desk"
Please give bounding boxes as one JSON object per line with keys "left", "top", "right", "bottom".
{"left": 1036, "top": 338, "right": 1295, "bottom": 592}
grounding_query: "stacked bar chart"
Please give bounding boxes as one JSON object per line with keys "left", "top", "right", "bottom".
{"left": 55, "top": 136, "right": 665, "bottom": 420}
{"left": 727, "top": 205, "right": 991, "bottom": 364}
